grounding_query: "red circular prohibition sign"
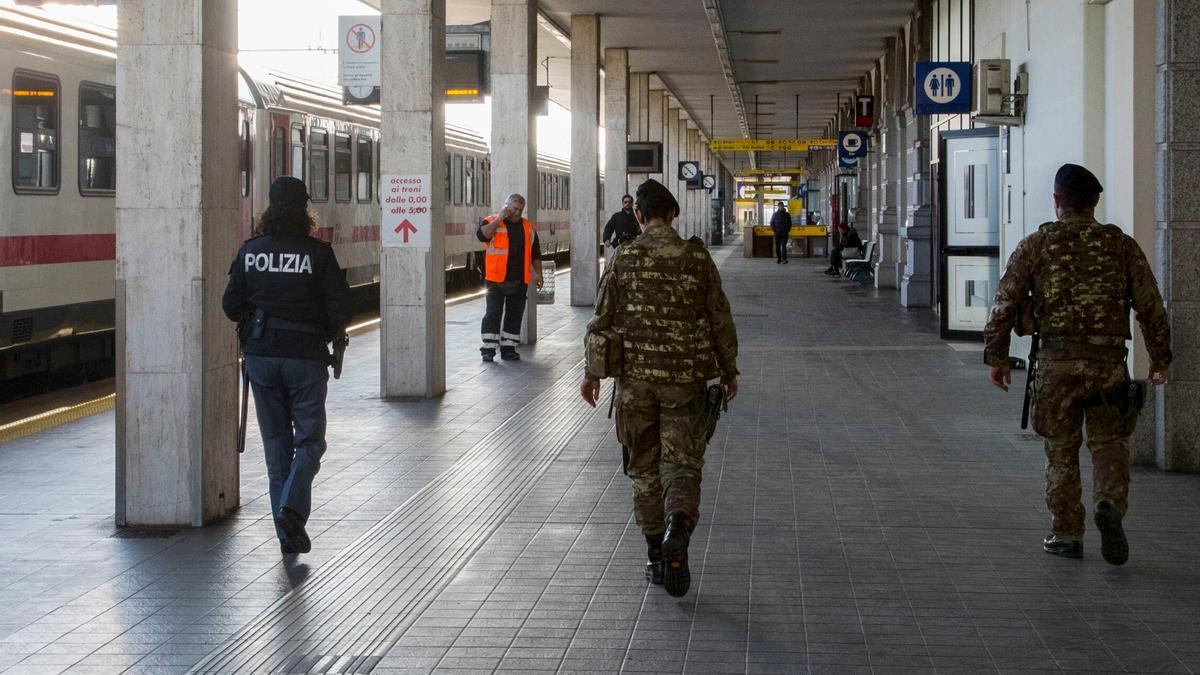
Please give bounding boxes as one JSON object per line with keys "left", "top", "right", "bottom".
{"left": 346, "top": 23, "right": 376, "bottom": 53}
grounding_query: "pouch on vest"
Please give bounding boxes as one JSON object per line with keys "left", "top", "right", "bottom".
{"left": 585, "top": 327, "right": 623, "bottom": 378}
{"left": 250, "top": 307, "right": 267, "bottom": 340}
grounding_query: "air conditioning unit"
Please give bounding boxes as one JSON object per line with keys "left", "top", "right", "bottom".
{"left": 972, "top": 59, "right": 1026, "bottom": 125}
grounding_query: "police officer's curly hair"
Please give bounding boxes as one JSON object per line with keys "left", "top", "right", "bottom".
{"left": 634, "top": 179, "right": 680, "bottom": 222}
{"left": 256, "top": 205, "right": 316, "bottom": 238}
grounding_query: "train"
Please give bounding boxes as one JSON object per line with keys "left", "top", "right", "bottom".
{"left": 0, "top": 5, "right": 576, "bottom": 398}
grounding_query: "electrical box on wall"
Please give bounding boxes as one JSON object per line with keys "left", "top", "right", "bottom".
{"left": 972, "top": 59, "right": 1026, "bottom": 126}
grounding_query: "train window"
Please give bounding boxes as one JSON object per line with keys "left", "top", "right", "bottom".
{"left": 240, "top": 119, "right": 250, "bottom": 198}
{"left": 464, "top": 157, "right": 474, "bottom": 206}
{"left": 290, "top": 124, "right": 305, "bottom": 180}
{"left": 272, "top": 126, "right": 286, "bottom": 180}
{"left": 451, "top": 153, "right": 463, "bottom": 205}
{"left": 334, "top": 131, "right": 351, "bottom": 203}
{"left": 445, "top": 154, "right": 451, "bottom": 202}
{"left": 357, "top": 135, "right": 373, "bottom": 202}
{"left": 537, "top": 173, "right": 545, "bottom": 210}
{"left": 375, "top": 139, "right": 381, "bottom": 204}
{"left": 309, "top": 128, "right": 328, "bottom": 201}
{"left": 78, "top": 81, "right": 116, "bottom": 195}
{"left": 564, "top": 177, "right": 570, "bottom": 208}
{"left": 12, "top": 70, "right": 60, "bottom": 193}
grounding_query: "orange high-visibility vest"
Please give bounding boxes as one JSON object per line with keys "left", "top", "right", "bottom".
{"left": 482, "top": 214, "right": 534, "bottom": 284}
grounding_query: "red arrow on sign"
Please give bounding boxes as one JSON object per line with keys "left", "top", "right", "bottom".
{"left": 394, "top": 219, "right": 418, "bottom": 243}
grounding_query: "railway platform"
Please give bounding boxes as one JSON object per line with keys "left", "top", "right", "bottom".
{"left": 2, "top": 245, "right": 1200, "bottom": 674}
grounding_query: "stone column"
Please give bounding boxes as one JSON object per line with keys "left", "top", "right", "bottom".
{"left": 569, "top": 14, "right": 600, "bottom": 306}
{"left": 875, "top": 39, "right": 902, "bottom": 289}
{"left": 667, "top": 104, "right": 682, "bottom": 233}
{"left": 115, "top": 0, "right": 240, "bottom": 526}
{"left": 604, "top": 48, "right": 628, "bottom": 218}
{"left": 901, "top": 11, "right": 933, "bottom": 307}
{"left": 1154, "top": 0, "right": 1200, "bottom": 471}
{"left": 379, "top": 0, "right": 446, "bottom": 398}
{"left": 627, "top": 72, "right": 648, "bottom": 195}
{"left": 647, "top": 88, "right": 665, "bottom": 184}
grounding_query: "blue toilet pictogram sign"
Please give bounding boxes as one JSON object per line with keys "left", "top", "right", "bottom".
{"left": 915, "top": 61, "right": 972, "bottom": 115}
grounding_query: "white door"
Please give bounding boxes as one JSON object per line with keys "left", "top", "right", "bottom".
{"left": 946, "top": 135, "right": 1000, "bottom": 247}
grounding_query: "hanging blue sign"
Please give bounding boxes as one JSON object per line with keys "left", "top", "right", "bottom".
{"left": 838, "top": 130, "right": 867, "bottom": 169}
{"left": 915, "top": 61, "right": 972, "bottom": 115}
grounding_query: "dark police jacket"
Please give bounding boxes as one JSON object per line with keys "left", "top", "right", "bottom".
{"left": 602, "top": 210, "right": 640, "bottom": 247}
{"left": 769, "top": 209, "right": 792, "bottom": 236}
{"left": 222, "top": 234, "right": 352, "bottom": 361}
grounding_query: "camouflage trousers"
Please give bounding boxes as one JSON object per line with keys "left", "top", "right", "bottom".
{"left": 615, "top": 378, "right": 708, "bottom": 536}
{"left": 1031, "top": 358, "right": 1131, "bottom": 538}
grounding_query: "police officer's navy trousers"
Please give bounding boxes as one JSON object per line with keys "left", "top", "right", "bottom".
{"left": 245, "top": 355, "right": 328, "bottom": 539}
{"left": 480, "top": 281, "right": 527, "bottom": 352}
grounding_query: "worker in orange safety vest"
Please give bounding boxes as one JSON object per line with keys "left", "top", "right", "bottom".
{"left": 476, "top": 193, "right": 544, "bottom": 361}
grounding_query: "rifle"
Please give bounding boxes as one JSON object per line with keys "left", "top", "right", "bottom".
{"left": 1020, "top": 333, "right": 1040, "bottom": 430}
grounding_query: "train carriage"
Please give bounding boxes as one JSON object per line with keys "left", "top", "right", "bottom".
{"left": 0, "top": 4, "right": 575, "bottom": 397}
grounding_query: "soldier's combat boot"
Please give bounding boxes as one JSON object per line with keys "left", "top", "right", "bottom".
{"left": 644, "top": 534, "right": 664, "bottom": 585}
{"left": 1043, "top": 534, "right": 1082, "bottom": 559}
{"left": 662, "top": 512, "right": 693, "bottom": 597}
{"left": 1094, "top": 500, "right": 1129, "bottom": 566}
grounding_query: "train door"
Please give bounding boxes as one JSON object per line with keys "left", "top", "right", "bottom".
{"left": 938, "top": 128, "right": 1001, "bottom": 339}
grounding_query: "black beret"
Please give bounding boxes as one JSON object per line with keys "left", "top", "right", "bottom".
{"left": 1053, "top": 163, "right": 1103, "bottom": 196}
{"left": 634, "top": 178, "right": 680, "bottom": 218}
{"left": 269, "top": 176, "right": 311, "bottom": 209}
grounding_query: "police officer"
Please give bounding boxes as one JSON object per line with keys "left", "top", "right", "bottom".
{"left": 580, "top": 179, "right": 740, "bottom": 597}
{"left": 478, "top": 193, "right": 544, "bottom": 362}
{"left": 769, "top": 201, "right": 792, "bottom": 264}
{"left": 222, "top": 176, "right": 351, "bottom": 556}
{"left": 602, "top": 194, "right": 640, "bottom": 250}
{"left": 983, "top": 163, "right": 1171, "bottom": 566}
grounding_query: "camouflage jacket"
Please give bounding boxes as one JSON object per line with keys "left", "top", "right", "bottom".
{"left": 982, "top": 213, "right": 1171, "bottom": 370}
{"left": 586, "top": 222, "right": 739, "bottom": 384}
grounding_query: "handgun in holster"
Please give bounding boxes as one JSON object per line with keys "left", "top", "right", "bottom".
{"left": 1082, "top": 379, "right": 1148, "bottom": 437}
{"left": 329, "top": 333, "right": 349, "bottom": 379}
{"left": 702, "top": 383, "right": 728, "bottom": 442}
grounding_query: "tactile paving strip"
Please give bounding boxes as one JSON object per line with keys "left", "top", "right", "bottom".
{"left": 191, "top": 361, "right": 602, "bottom": 674}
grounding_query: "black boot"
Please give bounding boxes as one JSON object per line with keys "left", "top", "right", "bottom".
{"left": 662, "top": 512, "right": 694, "bottom": 597}
{"left": 1043, "top": 534, "right": 1082, "bottom": 559}
{"left": 644, "top": 533, "right": 664, "bottom": 585}
{"left": 275, "top": 507, "right": 311, "bottom": 554}
{"left": 1095, "top": 501, "right": 1128, "bottom": 566}
{"left": 481, "top": 348, "right": 496, "bottom": 362}
{"left": 500, "top": 346, "right": 520, "bottom": 361}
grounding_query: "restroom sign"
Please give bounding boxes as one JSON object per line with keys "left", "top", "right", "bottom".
{"left": 382, "top": 174, "right": 431, "bottom": 248}
{"left": 915, "top": 61, "right": 972, "bottom": 115}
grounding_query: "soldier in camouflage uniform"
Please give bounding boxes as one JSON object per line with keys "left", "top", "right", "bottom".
{"left": 580, "top": 179, "right": 739, "bottom": 597}
{"left": 983, "top": 164, "right": 1171, "bottom": 566}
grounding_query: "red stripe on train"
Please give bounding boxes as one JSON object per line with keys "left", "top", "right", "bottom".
{"left": 0, "top": 234, "right": 116, "bottom": 267}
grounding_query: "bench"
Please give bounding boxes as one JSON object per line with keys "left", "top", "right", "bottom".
{"left": 842, "top": 240, "right": 875, "bottom": 281}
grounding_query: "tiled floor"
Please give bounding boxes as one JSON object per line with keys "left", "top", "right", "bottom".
{"left": 2, "top": 241, "right": 1199, "bottom": 674}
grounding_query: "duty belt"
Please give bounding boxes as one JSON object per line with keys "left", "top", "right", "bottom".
{"left": 1040, "top": 336, "right": 1128, "bottom": 362}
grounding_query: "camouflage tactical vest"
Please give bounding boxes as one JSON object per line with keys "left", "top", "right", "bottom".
{"left": 1032, "top": 217, "right": 1131, "bottom": 339}
{"left": 614, "top": 230, "right": 719, "bottom": 383}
